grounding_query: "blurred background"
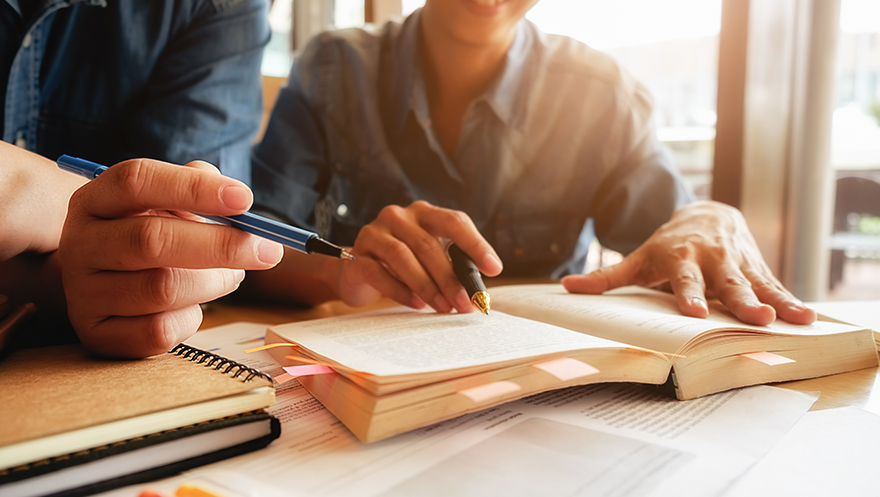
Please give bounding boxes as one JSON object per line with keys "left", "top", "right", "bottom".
{"left": 260, "top": 0, "right": 880, "bottom": 302}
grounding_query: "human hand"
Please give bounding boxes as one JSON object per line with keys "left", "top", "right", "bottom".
{"left": 0, "top": 143, "right": 86, "bottom": 260}
{"left": 59, "top": 159, "right": 283, "bottom": 357}
{"left": 561, "top": 201, "right": 816, "bottom": 326}
{"left": 335, "top": 201, "right": 503, "bottom": 313}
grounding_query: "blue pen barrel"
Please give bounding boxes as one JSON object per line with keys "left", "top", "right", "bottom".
{"left": 197, "top": 212, "right": 312, "bottom": 253}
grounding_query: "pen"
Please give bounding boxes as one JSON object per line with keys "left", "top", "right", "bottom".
{"left": 0, "top": 300, "right": 37, "bottom": 355}
{"left": 57, "top": 155, "right": 354, "bottom": 260}
{"left": 447, "top": 243, "right": 491, "bottom": 315}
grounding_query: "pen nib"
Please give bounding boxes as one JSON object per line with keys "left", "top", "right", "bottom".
{"left": 471, "top": 291, "right": 491, "bottom": 315}
{"left": 340, "top": 249, "right": 355, "bottom": 261}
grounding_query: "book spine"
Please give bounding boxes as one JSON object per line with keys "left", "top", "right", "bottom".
{"left": 170, "top": 344, "right": 272, "bottom": 383}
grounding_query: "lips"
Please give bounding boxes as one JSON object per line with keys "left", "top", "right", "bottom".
{"left": 463, "top": 0, "right": 510, "bottom": 15}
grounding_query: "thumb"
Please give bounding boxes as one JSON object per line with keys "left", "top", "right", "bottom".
{"left": 562, "top": 256, "right": 642, "bottom": 294}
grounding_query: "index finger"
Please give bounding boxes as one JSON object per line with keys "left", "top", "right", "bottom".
{"left": 411, "top": 203, "right": 503, "bottom": 276}
{"left": 72, "top": 159, "right": 253, "bottom": 219}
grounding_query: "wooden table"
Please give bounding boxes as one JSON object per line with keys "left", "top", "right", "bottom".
{"left": 200, "top": 299, "right": 880, "bottom": 414}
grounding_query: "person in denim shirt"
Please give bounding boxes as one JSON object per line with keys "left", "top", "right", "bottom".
{"left": 0, "top": 0, "right": 285, "bottom": 357}
{"left": 252, "top": 0, "right": 816, "bottom": 327}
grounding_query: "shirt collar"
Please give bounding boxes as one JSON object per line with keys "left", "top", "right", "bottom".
{"left": 479, "top": 20, "right": 534, "bottom": 130}
{"left": 5, "top": 0, "right": 21, "bottom": 16}
{"left": 386, "top": 8, "right": 421, "bottom": 137}
{"left": 6, "top": 0, "right": 107, "bottom": 19}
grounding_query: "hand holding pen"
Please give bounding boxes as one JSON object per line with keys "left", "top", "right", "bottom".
{"left": 58, "top": 157, "right": 297, "bottom": 358}
{"left": 333, "top": 200, "right": 502, "bottom": 313}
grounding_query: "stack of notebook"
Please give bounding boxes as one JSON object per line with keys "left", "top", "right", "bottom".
{"left": 0, "top": 343, "right": 279, "bottom": 497}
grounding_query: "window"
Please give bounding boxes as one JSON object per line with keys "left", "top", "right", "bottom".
{"left": 828, "top": 0, "right": 880, "bottom": 300}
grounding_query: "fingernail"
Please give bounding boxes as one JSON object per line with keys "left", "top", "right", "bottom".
{"left": 256, "top": 239, "right": 283, "bottom": 264}
{"left": 232, "top": 269, "right": 246, "bottom": 284}
{"left": 434, "top": 295, "right": 452, "bottom": 313}
{"left": 221, "top": 185, "right": 252, "bottom": 210}
{"left": 482, "top": 253, "right": 503, "bottom": 274}
{"left": 411, "top": 295, "right": 427, "bottom": 309}
{"left": 691, "top": 297, "right": 708, "bottom": 312}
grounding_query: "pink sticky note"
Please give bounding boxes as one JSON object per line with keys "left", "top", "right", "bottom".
{"left": 740, "top": 351, "right": 796, "bottom": 366}
{"left": 282, "top": 364, "right": 335, "bottom": 377}
{"left": 533, "top": 357, "right": 600, "bottom": 381}
{"left": 459, "top": 381, "right": 521, "bottom": 403}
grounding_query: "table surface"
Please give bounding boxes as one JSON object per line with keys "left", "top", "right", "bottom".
{"left": 199, "top": 298, "right": 880, "bottom": 415}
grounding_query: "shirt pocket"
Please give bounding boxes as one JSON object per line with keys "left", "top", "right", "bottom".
{"left": 317, "top": 161, "right": 412, "bottom": 246}
{"left": 489, "top": 213, "right": 586, "bottom": 278}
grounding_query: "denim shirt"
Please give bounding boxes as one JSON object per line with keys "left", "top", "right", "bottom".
{"left": 253, "top": 10, "right": 693, "bottom": 278}
{"left": 1, "top": 0, "right": 269, "bottom": 182}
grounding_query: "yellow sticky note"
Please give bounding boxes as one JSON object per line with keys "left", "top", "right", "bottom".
{"left": 175, "top": 484, "right": 225, "bottom": 497}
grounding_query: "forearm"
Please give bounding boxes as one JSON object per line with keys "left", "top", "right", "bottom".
{"left": 238, "top": 247, "right": 343, "bottom": 306}
{"left": 0, "top": 143, "right": 86, "bottom": 259}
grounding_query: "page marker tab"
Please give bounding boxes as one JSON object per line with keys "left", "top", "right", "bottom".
{"left": 282, "top": 364, "right": 335, "bottom": 377}
{"left": 533, "top": 357, "right": 600, "bottom": 381}
{"left": 244, "top": 343, "right": 298, "bottom": 353}
{"left": 459, "top": 381, "right": 521, "bottom": 403}
{"left": 273, "top": 373, "right": 296, "bottom": 385}
{"left": 740, "top": 351, "right": 796, "bottom": 366}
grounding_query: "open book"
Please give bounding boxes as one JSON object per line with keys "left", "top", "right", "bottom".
{"left": 265, "top": 284, "right": 878, "bottom": 443}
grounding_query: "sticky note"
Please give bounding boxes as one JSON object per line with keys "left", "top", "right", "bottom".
{"left": 244, "top": 343, "right": 298, "bottom": 353}
{"left": 273, "top": 373, "right": 295, "bottom": 385}
{"left": 740, "top": 351, "right": 796, "bottom": 365}
{"left": 175, "top": 484, "right": 225, "bottom": 497}
{"left": 459, "top": 381, "right": 521, "bottom": 403}
{"left": 282, "top": 364, "right": 335, "bottom": 376}
{"left": 533, "top": 357, "right": 600, "bottom": 381}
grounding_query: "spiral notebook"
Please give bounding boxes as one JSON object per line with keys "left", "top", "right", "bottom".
{"left": 0, "top": 342, "right": 277, "bottom": 484}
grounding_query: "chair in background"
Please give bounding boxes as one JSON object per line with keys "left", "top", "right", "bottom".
{"left": 829, "top": 176, "right": 880, "bottom": 289}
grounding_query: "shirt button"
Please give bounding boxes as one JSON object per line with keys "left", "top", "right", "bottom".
{"left": 549, "top": 243, "right": 560, "bottom": 254}
{"left": 336, "top": 204, "right": 348, "bottom": 217}
{"left": 21, "top": 33, "right": 32, "bottom": 48}
{"left": 513, "top": 247, "right": 524, "bottom": 258}
{"left": 15, "top": 137, "right": 26, "bottom": 148}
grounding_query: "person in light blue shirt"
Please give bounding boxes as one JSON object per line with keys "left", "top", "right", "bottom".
{"left": 251, "top": 0, "right": 816, "bottom": 327}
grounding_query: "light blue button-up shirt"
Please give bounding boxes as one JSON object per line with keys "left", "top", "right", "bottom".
{"left": 253, "top": 9, "right": 693, "bottom": 277}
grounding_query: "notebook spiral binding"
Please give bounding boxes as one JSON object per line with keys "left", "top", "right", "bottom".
{"left": 170, "top": 344, "right": 272, "bottom": 383}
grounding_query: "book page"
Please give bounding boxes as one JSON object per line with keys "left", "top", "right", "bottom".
{"left": 490, "top": 284, "right": 863, "bottom": 354}
{"left": 726, "top": 407, "right": 880, "bottom": 496}
{"left": 269, "top": 309, "right": 642, "bottom": 377}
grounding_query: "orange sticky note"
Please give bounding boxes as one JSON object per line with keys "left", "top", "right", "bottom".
{"left": 459, "top": 381, "right": 521, "bottom": 403}
{"left": 740, "top": 351, "right": 796, "bottom": 365}
{"left": 533, "top": 357, "right": 600, "bottom": 381}
{"left": 139, "top": 490, "right": 171, "bottom": 497}
{"left": 273, "top": 372, "right": 295, "bottom": 385}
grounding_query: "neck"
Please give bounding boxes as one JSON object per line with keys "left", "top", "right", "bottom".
{"left": 418, "top": 11, "right": 516, "bottom": 107}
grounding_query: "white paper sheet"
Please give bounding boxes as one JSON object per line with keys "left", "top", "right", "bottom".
{"left": 724, "top": 406, "right": 880, "bottom": 496}
{"left": 97, "top": 322, "right": 818, "bottom": 497}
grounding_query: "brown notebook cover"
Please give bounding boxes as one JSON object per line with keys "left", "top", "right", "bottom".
{"left": 0, "top": 343, "right": 274, "bottom": 469}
